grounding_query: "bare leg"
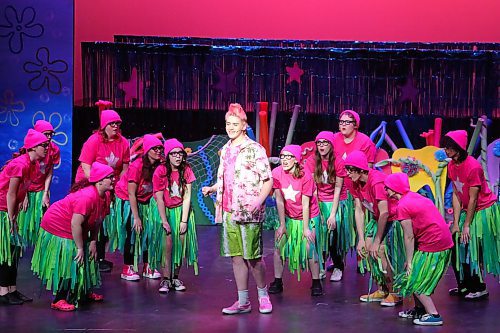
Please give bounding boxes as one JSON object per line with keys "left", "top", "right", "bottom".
{"left": 232, "top": 256, "right": 249, "bottom": 291}
{"left": 273, "top": 248, "right": 284, "bottom": 279}
{"left": 415, "top": 294, "right": 438, "bottom": 315}
{"left": 162, "top": 234, "right": 173, "bottom": 278}
{"left": 248, "top": 258, "right": 266, "bottom": 289}
{"left": 307, "top": 242, "right": 320, "bottom": 279}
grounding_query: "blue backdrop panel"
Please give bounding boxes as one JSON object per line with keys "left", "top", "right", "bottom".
{"left": 0, "top": 1, "right": 73, "bottom": 201}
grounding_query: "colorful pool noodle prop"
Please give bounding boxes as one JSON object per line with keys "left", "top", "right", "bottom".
{"left": 487, "top": 139, "right": 500, "bottom": 195}
{"left": 467, "top": 117, "right": 484, "bottom": 155}
{"left": 255, "top": 102, "right": 260, "bottom": 143}
{"left": 268, "top": 102, "right": 278, "bottom": 155}
{"left": 246, "top": 126, "right": 256, "bottom": 141}
{"left": 433, "top": 118, "right": 442, "bottom": 147}
{"left": 369, "top": 121, "right": 387, "bottom": 149}
{"left": 384, "top": 134, "right": 398, "bottom": 152}
{"left": 285, "top": 105, "right": 300, "bottom": 146}
{"left": 95, "top": 100, "right": 113, "bottom": 119}
{"left": 420, "top": 129, "right": 434, "bottom": 146}
{"left": 259, "top": 102, "right": 270, "bottom": 156}
{"left": 479, "top": 115, "right": 490, "bottom": 187}
{"left": 395, "top": 119, "right": 414, "bottom": 149}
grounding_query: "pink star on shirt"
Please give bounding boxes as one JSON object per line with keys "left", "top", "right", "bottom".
{"left": 286, "top": 62, "right": 304, "bottom": 84}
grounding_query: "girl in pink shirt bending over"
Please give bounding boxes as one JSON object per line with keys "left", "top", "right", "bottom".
{"left": 0, "top": 129, "right": 49, "bottom": 305}
{"left": 443, "top": 130, "right": 499, "bottom": 300}
{"left": 269, "top": 145, "right": 323, "bottom": 296}
{"left": 32, "top": 162, "right": 114, "bottom": 311}
{"left": 153, "top": 139, "right": 199, "bottom": 293}
{"left": 385, "top": 173, "right": 453, "bottom": 326}
{"left": 113, "top": 135, "right": 163, "bottom": 282}
{"left": 17, "top": 120, "right": 60, "bottom": 247}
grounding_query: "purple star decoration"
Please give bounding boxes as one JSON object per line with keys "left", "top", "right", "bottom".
{"left": 212, "top": 66, "right": 239, "bottom": 99}
{"left": 398, "top": 75, "right": 419, "bottom": 104}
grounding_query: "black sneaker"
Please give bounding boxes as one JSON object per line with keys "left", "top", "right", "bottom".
{"left": 10, "top": 290, "right": 33, "bottom": 302}
{"left": 0, "top": 293, "right": 23, "bottom": 305}
{"left": 448, "top": 287, "right": 468, "bottom": 296}
{"left": 311, "top": 284, "right": 323, "bottom": 296}
{"left": 268, "top": 280, "right": 283, "bottom": 294}
{"left": 98, "top": 259, "right": 113, "bottom": 273}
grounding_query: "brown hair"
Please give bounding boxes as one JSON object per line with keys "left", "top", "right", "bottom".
{"left": 313, "top": 149, "right": 336, "bottom": 184}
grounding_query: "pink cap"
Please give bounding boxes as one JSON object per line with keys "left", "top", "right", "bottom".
{"left": 164, "top": 138, "right": 184, "bottom": 155}
{"left": 100, "top": 110, "right": 122, "bottom": 129}
{"left": 34, "top": 120, "right": 54, "bottom": 133}
{"left": 143, "top": 134, "right": 163, "bottom": 154}
{"left": 384, "top": 173, "right": 410, "bottom": 195}
{"left": 89, "top": 162, "right": 114, "bottom": 183}
{"left": 23, "top": 129, "right": 48, "bottom": 149}
{"left": 340, "top": 110, "right": 360, "bottom": 127}
{"left": 281, "top": 144, "right": 302, "bottom": 162}
{"left": 445, "top": 130, "right": 468, "bottom": 151}
{"left": 315, "top": 131, "right": 334, "bottom": 145}
{"left": 344, "top": 150, "right": 369, "bottom": 171}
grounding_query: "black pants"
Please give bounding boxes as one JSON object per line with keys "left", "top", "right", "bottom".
{"left": 0, "top": 246, "right": 20, "bottom": 287}
{"left": 451, "top": 236, "right": 486, "bottom": 292}
{"left": 124, "top": 212, "right": 148, "bottom": 266}
{"left": 328, "top": 231, "right": 344, "bottom": 270}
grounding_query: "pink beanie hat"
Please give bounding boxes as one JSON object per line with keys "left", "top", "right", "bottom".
{"left": 384, "top": 173, "right": 410, "bottom": 195}
{"left": 23, "top": 129, "right": 48, "bottom": 149}
{"left": 315, "top": 131, "right": 335, "bottom": 145}
{"left": 143, "top": 134, "right": 163, "bottom": 154}
{"left": 34, "top": 120, "right": 54, "bottom": 133}
{"left": 445, "top": 130, "right": 468, "bottom": 151}
{"left": 100, "top": 110, "right": 122, "bottom": 129}
{"left": 340, "top": 110, "right": 360, "bottom": 127}
{"left": 281, "top": 144, "right": 302, "bottom": 162}
{"left": 344, "top": 150, "right": 369, "bottom": 171}
{"left": 164, "top": 139, "right": 184, "bottom": 155}
{"left": 89, "top": 162, "right": 114, "bottom": 182}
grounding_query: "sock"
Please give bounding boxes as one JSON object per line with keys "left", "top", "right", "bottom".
{"left": 274, "top": 277, "right": 282, "bottom": 284}
{"left": 238, "top": 290, "right": 249, "bottom": 306}
{"left": 257, "top": 286, "right": 269, "bottom": 298}
{"left": 312, "top": 279, "right": 321, "bottom": 287}
{"left": 173, "top": 274, "right": 179, "bottom": 280}
{"left": 431, "top": 313, "right": 440, "bottom": 318}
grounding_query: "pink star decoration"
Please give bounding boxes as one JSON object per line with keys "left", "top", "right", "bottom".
{"left": 398, "top": 75, "right": 419, "bottom": 104}
{"left": 212, "top": 66, "right": 239, "bottom": 99}
{"left": 286, "top": 62, "right": 304, "bottom": 84}
{"left": 118, "top": 67, "right": 150, "bottom": 107}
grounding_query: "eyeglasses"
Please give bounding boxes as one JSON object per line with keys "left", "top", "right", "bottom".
{"left": 151, "top": 146, "right": 163, "bottom": 153}
{"left": 103, "top": 175, "right": 115, "bottom": 181}
{"left": 316, "top": 140, "right": 330, "bottom": 147}
{"left": 39, "top": 142, "right": 49, "bottom": 148}
{"left": 279, "top": 154, "right": 295, "bottom": 161}
{"left": 339, "top": 120, "right": 355, "bottom": 126}
{"left": 169, "top": 151, "right": 185, "bottom": 158}
{"left": 43, "top": 132, "right": 54, "bottom": 139}
{"left": 345, "top": 166, "right": 359, "bottom": 173}
{"left": 108, "top": 121, "right": 121, "bottom": 127}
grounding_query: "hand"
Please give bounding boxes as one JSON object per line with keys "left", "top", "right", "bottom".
{"left": 89, "top": 241, "right": 97, "bottom": 260}
{"left": 276, "top": 225, "right": 287, "bottom": 242}
{"left": 9, "top": 218, "right": 18, "bottom": 234}
{"left": 368, "top": 240, "right": 381, "bottom": 259}
{"left": 303, "top": 229, "right": 315, "bottom": 244}
{"left": 326, "top": 215, "right": 337, "bottom": 231}
{"left": 450, "top": 223, "right": 460, "bottom": 235}
{"left": 133, "top": 217, "right": 143, "bottom": 233}
{"left": 248, "top": 198, "right": 263, "bottom": 215}
{"left": 21, "top": 195, "right": 29, "bottom": 211}
{"left": 405, "top": 261, "right": 412, "bottom": 276}
{"left": 357, "top": 239, "right": 366, "bottom": 258}
{"left": 74, "top": 248, "right": 85, "bottom": 265}
{"left": 202, "top": 186, "right": 214, "bottom": 197}
{"left": 42, "top": 192, "right": 50, "bottom": 208}
{"left": 179, "top": 221, "right": 187, "bottom": 235}
{"left": 162, "top": 220, "right": 171, "bottom": 234}
{"left": 461, "top": 225, "right": 471, "bottom": 244}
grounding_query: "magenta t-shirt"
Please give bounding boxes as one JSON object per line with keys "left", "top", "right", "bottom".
{"left": 348, "top": 169, "right": 388, "bottom": 220}
{"left": 115, "top": 158, "right": 154, "bottom": 203}
{"left": 303, "top": 156, "right": 348, "bottom": 202}
{"left": 75, "top": 132, "right": 130, "bottom": 182}
{"left": 448, "top": 156, "right": 497, "bottom": 212}
{"left": 397, "top": 191, "right": 453, "bottom": 252}
{"left": 221, "top": 143, "right": 241, "bottom": 212}
{"left": 41, "top": 186, "right": 110, "bottom": 240}
{"left": 29, "top": 142, "right": 60, "bottom": 192}
{"left": 332, "top": 131, "right": 376, "bottom": 163}
{"left": 0, "top": 154, "right": 37, "bottom": 212}
{"left": 153, "top": 164, "right": 196, "bottom": 208}
{"left": 272, "top": 166, "right": 320, "bottom": 220}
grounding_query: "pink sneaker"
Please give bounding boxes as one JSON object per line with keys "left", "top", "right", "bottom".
{"left": 222, "top": 301, "right": 251, "bottom": 315}
{"left": 143, "top": 264, "right": 161, "bottom": 279}
{"left": 120, "top": 265, "right": 140, "bottom": 281}
{"left": 258, "top": 296, "right": 273, "bottom": 314}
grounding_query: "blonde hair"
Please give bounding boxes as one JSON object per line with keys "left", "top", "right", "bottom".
{"left": 225, "top": 103, "right": 247, "bottom": 122}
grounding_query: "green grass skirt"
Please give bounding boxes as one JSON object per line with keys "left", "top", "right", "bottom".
{"left": 31, "top": 228, "right": 100, "bottom": 305}
{"left": 0, "top": 211, "right": 23, "bottom": 265}
{"left": 16, "top": 191, "right": 44, "bottom": 247}
{"left": 455, "top": 203, "right": 500, "bottom": 280}
{"left": 318, "top": 199, "right": 355, "bottom": 257}
{"left": 394, "top": 249, "right": 451, "bottom": 297}
{"left": 275, "top": 215, "right": 321, "bottom": 280}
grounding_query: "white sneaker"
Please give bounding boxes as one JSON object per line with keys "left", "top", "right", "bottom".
{"left": 330, "top": 268, "right": 343, "bottom": 282}
{"left": 158, "top": 279, "right": 171, "bottom": 293}
{"left": 464, "top": 290, "right": 489, "bottom": 299}
{"left": 172, "top": 279, "right": 187, "bottom": 291}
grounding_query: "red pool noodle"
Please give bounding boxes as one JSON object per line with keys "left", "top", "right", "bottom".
{"left": 434, "top": 118, "right": 442, "bottom": 147}
{"left": 259, "top": 103, "right": 270, "bottom": 156}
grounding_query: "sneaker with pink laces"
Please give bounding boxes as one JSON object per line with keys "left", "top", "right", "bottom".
{"left": 143, "top": 264, "right": 161, "bottom": 279}
{"left": 258, "top": 296, "right": 273, "bottom": 314}
{"left": 222, "top": 301, "right": 252, "bottom": 315}
{"left": 120, "top": 265, "right": 140, "bottom": 281}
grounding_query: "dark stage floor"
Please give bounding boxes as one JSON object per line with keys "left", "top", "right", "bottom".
{"left": 1, "top": 226, "right": 498, "bottom": 332}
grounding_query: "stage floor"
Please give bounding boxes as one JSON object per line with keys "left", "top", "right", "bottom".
{"left": 1, "top": 226, "right": 498, "bottom": 332}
